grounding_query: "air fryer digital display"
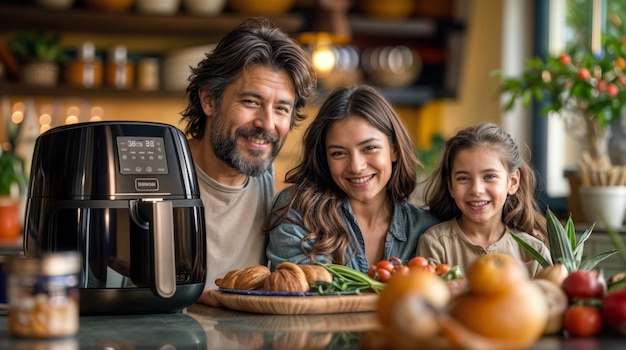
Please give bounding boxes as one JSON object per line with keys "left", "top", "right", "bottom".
{"left": 117, "top": 136, "right": 168, "bottom": 175}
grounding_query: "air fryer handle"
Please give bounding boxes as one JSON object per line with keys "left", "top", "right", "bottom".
{"left": 137, "top": 200, "right": 176, "bottom": 298}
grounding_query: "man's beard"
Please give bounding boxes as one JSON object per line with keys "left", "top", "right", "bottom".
{"left": 209, "top": 111, "right": 282, "bottom": 177}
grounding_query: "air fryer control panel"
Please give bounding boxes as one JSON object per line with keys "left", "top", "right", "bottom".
{"left": 117, "top": 136, "right": 168, "bottom": 175}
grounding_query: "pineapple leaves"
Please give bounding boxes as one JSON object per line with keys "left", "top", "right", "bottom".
{"left": 516, "top": 208, "right": 619, "bottom": 273}
{"left": 510, "top": 232, "right": 551, "bottom": 268}
{"left": 545, "top": 209, "right": 577, "bottom": 272}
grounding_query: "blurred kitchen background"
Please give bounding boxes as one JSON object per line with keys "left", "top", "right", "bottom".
{"left": 0, "top": 0, "right": 621, "bottom": 225}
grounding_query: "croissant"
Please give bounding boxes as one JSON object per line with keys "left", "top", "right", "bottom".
{"left": 263, "top": 262, "right": 310, "bottom": 293}
{"left": 215, "top": 268, "right": 244, "bottom": 289}
{"left": 234, "top": 265, "right": 271, "bottom": 290}
{"left": 215, "top": 265, "right": 271, "bottom": 290}
{"left": 299, "top": 264, "right": 333, "bottom": 286}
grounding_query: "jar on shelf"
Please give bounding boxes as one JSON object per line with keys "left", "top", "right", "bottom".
{"left": 105, "top": 45, "right": 134, "bottom": 89}
{"left": 65, "top": 42, "right": 103, "bottom": 88}
{"left": 137, "top": 57, "right": 160, "bottom": 91}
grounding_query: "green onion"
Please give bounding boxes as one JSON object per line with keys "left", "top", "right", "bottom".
{"left": 313, "top": 263, "right": 386, "bottom": 295}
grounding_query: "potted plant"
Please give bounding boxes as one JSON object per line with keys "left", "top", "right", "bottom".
{"left": 494, "top": 33, "right": 626, "bottom": 225}
{"left": 7, "top": 29, "right": 67, "bottom": 86}
{"left": 0, "top": 117, "right": 28, "bottom": 243}
{"left": 494, "top": 33, "right": 626, "bottom": 176}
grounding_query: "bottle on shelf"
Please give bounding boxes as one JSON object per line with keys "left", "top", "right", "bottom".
{"left": 65, "top": 42, "right": 103, "bottom": 88}
{"left": 105, "top": 45, "right": 134, "bottom": 89}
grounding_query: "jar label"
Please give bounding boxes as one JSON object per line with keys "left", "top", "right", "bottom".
{"left": 7, "top": 274, "right": 79, "bottom": 338}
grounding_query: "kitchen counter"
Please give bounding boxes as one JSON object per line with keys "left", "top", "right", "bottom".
{"left": 0, "top": 304, "right": 625, "bottom": 349}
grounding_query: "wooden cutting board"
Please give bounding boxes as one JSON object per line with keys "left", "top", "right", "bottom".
{"left": 211, "top": 291, "right": 379, "bottom": 315}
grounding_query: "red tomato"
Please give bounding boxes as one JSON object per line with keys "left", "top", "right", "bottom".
{"left": 377, "top": 268, "right": 392, "bottom": 282}
{"left": 562, "top": 270, "right": 606, "bottom": 302}
{"left": 435, "top": 264, "right": 452, "bottom": 277}
{"left": 389, "top": 257, "right": 403, "bottom": 268}
{"left": 395, "top": 265, "right": 410, "bottom": 276}
{"left": 416, "top": 265, "right": 435, "bottom": 274}
{"left": 408, "top": 256, "right": 429, "bottom": 268}
{"left": 368, "top": 265, "right": 377, "bottom": 279}
{"left": 564, "top": 304, "right": 603, "bottom": 337}
{"left": 602, "top": 289, "right": 626, "bottom": 335}
{"left": 377, "top": 260, "right": 395, "bottom": 273}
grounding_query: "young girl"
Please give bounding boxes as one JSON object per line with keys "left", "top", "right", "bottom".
{"left": 417, "top": 122, "right": 550, "bottom": 276}
{"left": 264, "top": 85, "right": 440, "bottom": 272}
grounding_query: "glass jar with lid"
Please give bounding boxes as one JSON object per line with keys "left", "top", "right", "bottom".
{"left": 65, "top": 42, "right": 103, "bottom": 88}
{"left": 105, "top": 45, "right": 134, "bottom": 89}
{"left": 4, "top": 252, "right": 81, "bottom": 338}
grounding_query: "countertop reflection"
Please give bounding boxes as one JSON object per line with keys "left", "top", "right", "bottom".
{"left": 1, "top": 304, "right": 626, "bottom": 349}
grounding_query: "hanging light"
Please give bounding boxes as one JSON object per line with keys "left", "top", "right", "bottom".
{"left": 309, "top": 33, "right": 336, "bottom": 76}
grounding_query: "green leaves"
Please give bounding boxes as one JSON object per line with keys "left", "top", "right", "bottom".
{"left": 512, "top": 208, "right": 619, "bottom": 273}
{"left": 8, "top": 29, "right": 67, "bottom": 63}
{"left": 494, "top": 33, "right": 626, "bottom": 127}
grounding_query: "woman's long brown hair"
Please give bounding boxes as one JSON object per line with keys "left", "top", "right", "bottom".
{"left": 263, "top": 85, "right": 421, "bottom": 264}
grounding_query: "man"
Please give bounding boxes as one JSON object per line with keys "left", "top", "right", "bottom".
{"left": 181, "top": 17, "right": 316, "bottom": 306}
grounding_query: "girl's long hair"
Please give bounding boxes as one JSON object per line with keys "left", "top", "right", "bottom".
{"left": 424, "top": 122, "right": 547, "bottom": 241}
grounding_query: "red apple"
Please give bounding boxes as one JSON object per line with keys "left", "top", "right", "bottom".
{"left": 561, "top": 270, "right": 606, "bottom": 302}
{"left": 602, "top": 289, "right": 626, "bottom": 335}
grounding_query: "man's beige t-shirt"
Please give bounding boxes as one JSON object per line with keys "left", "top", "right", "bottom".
{"left": 195, "top": 165, "right": 272, "bottom": 289}
{"left": 417, "top": 219, "right": 551, "bottom": 277}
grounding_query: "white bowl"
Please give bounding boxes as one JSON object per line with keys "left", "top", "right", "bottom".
{"left": 136, "top": 0, "right": 181, "bottom": 15}
{"left": 162, "top": 44, "right": 216, "bottom": 90}
{"left": 183, "top": 0, "right": 227, "bottom": 15}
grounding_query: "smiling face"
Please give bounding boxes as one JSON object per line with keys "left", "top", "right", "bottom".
{"left": 325, "top": 116, "right": 397, "bottom": 205}
{"left": 201, "top": 64, "right": 295, "bottom": 176}
{"left": 449, "top": 146, "right": 520, "bottom": 227}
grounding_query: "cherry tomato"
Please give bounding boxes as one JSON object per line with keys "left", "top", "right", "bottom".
{"left": 435, "top": 264, "right": 452, "bottom": 277}
{"left": 564, "top": 304, "right": 603, "bottom": 337}
{"left": 377, "top": 260, "right": 395, "bottom": 273}
{"left": 561, "top": 270, "right": 606, "bottom": 302}
{"left": 415, "top": 264, "right": 435, "bottom": 274}
{"left": 389, "top": 257, "right": 403, "bottom": 268}
{"left": 408, "top": 256, "right": 429, "bottom": 269}
{"left": 377, "top": 268, "right": 393, "bottom": 283}
{"left": 368, "top": 265, "right": 377, "bottom": 279}
{"left": 395, "top": 265, "right": 410, "bottom": 276}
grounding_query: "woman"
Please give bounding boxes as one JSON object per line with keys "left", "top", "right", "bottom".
{"left": 263, "top": 85, "right": 439, "bottom": 273}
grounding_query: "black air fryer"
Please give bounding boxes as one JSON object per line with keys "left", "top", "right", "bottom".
{"left": 24, "top": 121, "right": 206, "bottom": 314}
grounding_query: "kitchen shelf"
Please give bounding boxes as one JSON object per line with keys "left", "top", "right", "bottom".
{"left": 348, "top": 15, "right": 465, "bottom": 38}
{"left": 346, "top": 15, "right": 466, "bottom": 105}
{"left": 0, "top": 4, "right": 465, "bottom": 106}
{"left": 0, "top": 4, "right": 303, "bottom": 36}
{"left": 0, "top": 4, "right": 304, "bottom": 36}
{"left": 0, "top": 81, "right": 186, "bottom": 100}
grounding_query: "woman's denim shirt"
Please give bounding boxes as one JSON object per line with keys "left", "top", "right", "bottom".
{"left": 266, "top": 186, "right": 441, "bottom": 273}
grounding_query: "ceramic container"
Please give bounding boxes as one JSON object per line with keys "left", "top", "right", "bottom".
{"left": 136, "top": 0, "right": 181, "bottom": 15}
{"left": 579, "top": 185, "right": 626, "bottom": 228}
{"left": 183, "top": 0, "right": 226, "bottom": 15}
{"left": 228, "top": 0, "right": 294, "bottom": 15}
